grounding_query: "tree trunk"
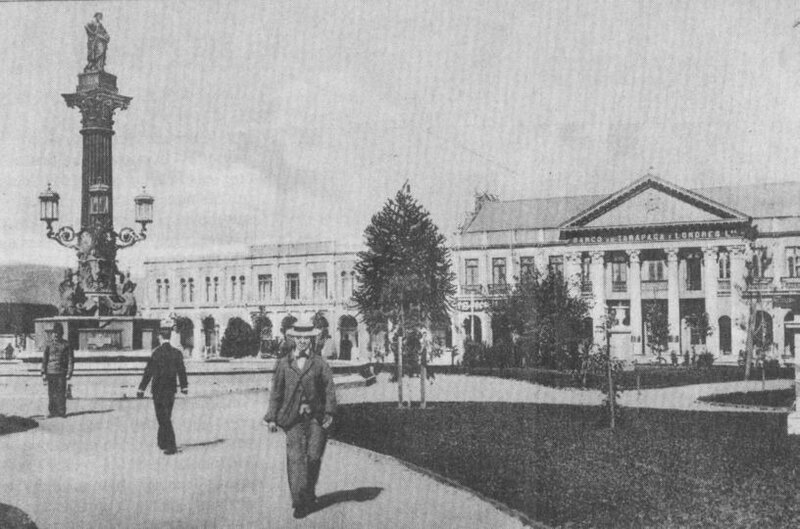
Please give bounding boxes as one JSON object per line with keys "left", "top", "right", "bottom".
{"left": 397, "top": 308, "right": 404, "bottom": 409}
{"left": 744, "top": 303, "right": 756, "bottom": 381}
{"left": 607, "top": 347, "right": 616, "bottom": 430}
{"left": 420, "top": 333, "right": 427, "bottom": 409}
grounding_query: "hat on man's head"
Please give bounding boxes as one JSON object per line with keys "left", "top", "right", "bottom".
{"left": 286, "top": 315, "right": 321, "bottom": 338}
{"left": 160, "top": 316, "right": 175, "bottom": 331}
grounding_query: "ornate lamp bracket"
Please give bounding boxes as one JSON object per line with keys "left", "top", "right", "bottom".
{"left": 115, "top": 225, "right": 148, "bottom": 249}
{"left": 45, "top": 224, "right": 81, "bottom": 250}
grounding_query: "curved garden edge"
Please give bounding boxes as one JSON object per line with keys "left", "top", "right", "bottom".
{"left": 0, "top": 415, "right": 38, "bottom": 436}
{"left": 329, "top": 439, "right": 549, "bottom": 529}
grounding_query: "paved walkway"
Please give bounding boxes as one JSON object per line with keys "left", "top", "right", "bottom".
{"left": 0, "top": 373, "right": 793, "bottom": 528}
{"left": 0, "top": 386, "right": 532, "bottom": 529}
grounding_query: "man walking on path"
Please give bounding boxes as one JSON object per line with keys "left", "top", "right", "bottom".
{"left": 137, "top": 322, "right": 188, "bottom": 455}
{"left": 264, "top": 315, "right": 337, "bottom": 519}
{"left": 41, "top": 323, "right": 74, "bottom": 418}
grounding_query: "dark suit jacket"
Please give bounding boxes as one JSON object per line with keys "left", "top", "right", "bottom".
{"left": 265, "top": 355, "right": 336, "bottom": 429}
{"left": 138, "top": 343, "right": 188, "bottom": 397}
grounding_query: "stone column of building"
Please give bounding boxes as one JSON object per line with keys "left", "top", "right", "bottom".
{"left": 627, "top": 249, "right": 642, "bottom": 356}
{"left": 565, "top": 252, "right": 582, "bottom": 298}
{"left": 192, "top": 317, "right": 204, "bottom": 361}
{"left": 730, "top": 245, "right": 747, "bottom": 356}
{"left": 666, "top": 248, "right": 680, "bottom": 352}
{"left": 590, "top": 250, "right": 606, "bottom": 340}
{"left": 702, "top": 246, "right": 719, "bottom": 356}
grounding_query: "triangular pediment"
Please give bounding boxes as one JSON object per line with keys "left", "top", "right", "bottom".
{"left": 560, "top": 175, "right": 749, "bottom": 230}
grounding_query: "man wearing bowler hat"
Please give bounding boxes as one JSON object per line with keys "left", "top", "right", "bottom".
{"left": 264, "top": 315, "right": 337, "bottom": 519}
{"left": 137, "top": 319, "right": 188, "bottom": 455}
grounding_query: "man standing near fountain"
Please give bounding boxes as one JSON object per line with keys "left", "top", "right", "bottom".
{"left": 41, "top": 323, "right": 74, "bottom": 418}
{"left": 137, "top": 323, "right": 188, "bottom": 455}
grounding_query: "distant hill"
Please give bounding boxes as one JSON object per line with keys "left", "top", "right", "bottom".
{"left": 0, "top": 264, "right": 69, "bottom": 306}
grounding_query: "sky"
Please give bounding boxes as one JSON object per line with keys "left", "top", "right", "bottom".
{"left": 2, "top": 0, "right": 800, "bottom": 274}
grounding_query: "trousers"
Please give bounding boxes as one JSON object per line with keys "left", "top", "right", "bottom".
{"left": 285, "top": 417, "right": 327, "bottom": 507}
{"left": 47, "top": 375, "right": 67, "bottom": 417}
{"left": 153, "top": 393, "right": 176, "bottom": 450}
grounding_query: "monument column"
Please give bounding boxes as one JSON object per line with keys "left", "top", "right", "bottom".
{"left": 703, "top": 246, "right": 719, "bottom": 356}
{"left": 590, "top": 250, "right": 606, "bottom": 341}
{"left": 666, "top": 248, "right": 681, "bottom": 353}
{"left": 627, "top": 249, "right": 642, "bottom": 356}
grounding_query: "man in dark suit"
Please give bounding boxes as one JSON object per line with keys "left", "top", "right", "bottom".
{"left": 264, "top": 315, "right": 337, "bottom": 519}
{"left": 137, "top": 322, "right": 188, "bottom": 455}
{"left": 41, "top": 322, "right": 74, "bottom": 418}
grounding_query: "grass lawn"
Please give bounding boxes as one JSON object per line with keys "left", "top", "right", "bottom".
{"left": 421, "top": 364, "right": 794, "bottom": 391}
{"left": 0, "top": 415, "right": 37, "bottom": 436}
{"left": 333, "top": 402, "right": 800, "bottom": 528}
{"left": 699, "top": 389, "right": 795, "bottom": 408}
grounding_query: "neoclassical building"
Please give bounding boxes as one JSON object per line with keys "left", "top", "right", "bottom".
{"left": 452, "top": 175, "right": 800, "bottom": 362}
{"left": 141, "top": 241, "right": 372, "bottom": 361}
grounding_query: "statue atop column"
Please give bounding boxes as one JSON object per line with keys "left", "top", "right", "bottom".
{"left": 84, "top": 12, "right": 109, "bottom": 73}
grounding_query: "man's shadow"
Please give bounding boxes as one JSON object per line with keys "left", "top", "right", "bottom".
{"left": 310, "top": 487, "right": 383, "bottom": 514}
{"left": 179, "top": 438, "right": 225, "bottom": 450}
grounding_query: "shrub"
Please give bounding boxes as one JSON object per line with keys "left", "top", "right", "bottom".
{"left": 696, "top": 352, "right": 715, "bottom": 368}
{"left": 220, "top": 317, "right": 258, "bottom": 358}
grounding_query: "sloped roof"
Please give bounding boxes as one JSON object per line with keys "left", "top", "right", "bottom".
{"left": 463, "top": 180, "right": 800, "bottom": 233}
{"left": 0, "top": 264, "right": 67, "bottom": 305}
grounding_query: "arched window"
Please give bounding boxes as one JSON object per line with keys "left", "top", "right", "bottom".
{"left": 341, "top": 271, "right": 348, "bottom": 299}
{"left": 164, "top": 279, "right": 170, "bottom": 303}
{"left": 156, "top": 279, "right": 162, "bottom": 304}
{"left": 180, "top": 278, "right": 187, "bottom": 303}
{"left": 718, "top": 316, "right": 731, "bottom": 354}
{"left": 205, "top": 277, "right": 211, "bottom": 302}
{"left": 462, "top": 316, "right": 482, "bottom": 343}
{"left": 350, "top": 271, "right": 356, "bottom": 296}
{"left": 188, "top": 278, "right": 195, "bottom": 303}
{"left": 230, "top": 276, "right": 237, "bottom": 301}
{"left": 239, "top": 275, "right": 246, "bottom": 302}
{"left": 213, "top": 277, "right": 219, "bottom": 303}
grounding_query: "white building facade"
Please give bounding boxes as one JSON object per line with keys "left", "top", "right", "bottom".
{"left": 452, "top": 175, "right": 800, "bottom": 363}
{"left": 141, "top": 241, "right": 372, "bottom": 361}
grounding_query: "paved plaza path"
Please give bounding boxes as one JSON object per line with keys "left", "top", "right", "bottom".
{"left": 0, "top": 372, "right": 793, "bottom": 528}
{"left": 0, "top": 381, "right": 533, "bottom": 529}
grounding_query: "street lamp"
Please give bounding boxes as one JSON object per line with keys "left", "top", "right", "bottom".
{"left": 134, "top": 186, "right": 154, "bottom": 227}
{"left": 38, "top": 183, "right": 60, "bottom": 229}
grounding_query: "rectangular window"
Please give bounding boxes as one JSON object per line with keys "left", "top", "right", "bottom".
{"left": 645, "top": 261, "right": 665, "bottom": 281}
{"left": 464, "top": 259, "right": 479, "bottom": 285}
{"left": 787, "top": 247, "right": 800, "bottom": 278}
{"left": 549, "top": 255, "right": 563, "bottom": 276}
{"left": 492, "top": 258, "right": 507, "bottom": 285}
{"left": 751, "top": 247, "right": 769, "bottom": 279}
{"left": 686, "top": 254, "right": 702, "bottom": 290}
{"left": 286, "top": 273, "right": 300, "bottom": 300}
{"left": 313, "top": 272, "right": 328, "bottom": 299}
{"left": 258, "top": 274, "right": 272, "bottom": 301}
{"left": 718, "top": 252, "right": 730, "bottom": 280}
{"left": 520, "top": 256, "right": 536, "bottom": 282}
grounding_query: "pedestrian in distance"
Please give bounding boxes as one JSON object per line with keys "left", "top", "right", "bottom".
{"left": 41, "top": 322, "right": 74, "bottom": 418}
{"left": 264, "top": 315, "right": 337, "bottom": 519}
{"left": 137, "top": 321, "right": 188, "bottom": 455}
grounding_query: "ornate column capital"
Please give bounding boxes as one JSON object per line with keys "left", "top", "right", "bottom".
{"left": 665, "top": 248, "right": 679, "bottom": 262}
{"left": 702, "top": 246, "right": 718, "bottom": 259}
{"left": 626, "top": 249, "right": 641, "bottom": 263}
{"left": 729, "top": 245, "right": 746, "bottom": 257}
{"left": 566, "top": 251, "right": 582, "bottom": 264}
{"left": 590, "top": 250, "right": 605, "bottom": 263}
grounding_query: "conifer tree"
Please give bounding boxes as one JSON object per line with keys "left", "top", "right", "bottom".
{"left": 353, "top": 183, "right": 456, "bottom": 408}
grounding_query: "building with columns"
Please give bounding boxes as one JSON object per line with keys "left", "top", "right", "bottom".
{"left": 140, "top": 241, "right": 373, "bottom": 361}
{"left": 452, "top": 175, "right": 800, "bottom": 363}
